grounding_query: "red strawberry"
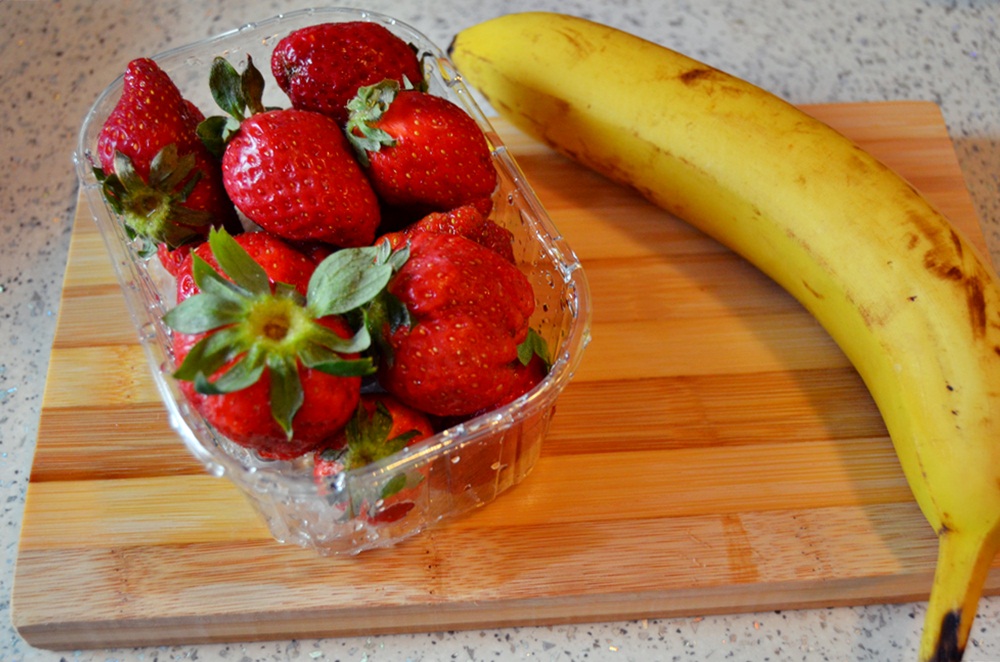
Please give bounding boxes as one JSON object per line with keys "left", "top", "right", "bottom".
{"left": 96, "top": 58, "right": 238, "bottom": 252}
{"left": 201, "top": 55, "right": 380, "bottom": 248}
{"left": 164, "top": 228, "right": 397, "bottom": 460}
{"left": 174, "top": 316, "right": 360, "bottom": 461}
{"left": 271, "top": 22, "right": 423, "bottom": 125}
{"left": 173, "top": 229, "right": 316, "bottom": 303}
{"left": 497, "top": 352, "right": 549, "bottom": 407}
{"left": 156, "top": 241, "right": 199, "bottom": 278}
{"left": 379, "top": 204, "right": 515, "bottom": 263}
{"left": 378, "top": 232, "right": 537, "bottom": 417}
{"left": 314, "top": 394, "right": 434, "bottom": 523}
{"left": 287, "top": 240, "right": 337, "bottom": 265}
{"left": 346, "top": 81, "right": 498, "bottom": 218}
{"left": 314, "top": 394, "right": 434, "bottom": 472}
{"left": 429, "top": 338, "right": 549, "bottom": 497}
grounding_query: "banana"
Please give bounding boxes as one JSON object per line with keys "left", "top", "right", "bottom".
{"left": 450, "top": 12, "right": 1000, "bottom": 661}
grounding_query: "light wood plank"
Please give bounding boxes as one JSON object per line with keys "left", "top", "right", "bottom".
{"left": 18, "top": 437, "right": 912, "bottom": 551}
{"left": 42, "top": 344, "right": 163, "bottom": 407}
{"left": 30, "top": 403, "right": 202, "bottom": 481}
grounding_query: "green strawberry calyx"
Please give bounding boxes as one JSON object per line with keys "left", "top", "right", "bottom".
{"left": 360, "top": 238, "right": 412, "bottom": 366}
{"left": 320, "top": 400, "right": 423, "bottom": 473}
{"left": 517, "top": 328, "right": 551, "bottom": 368}
{"left": 319, "top": 400, "right": 426, "bottom": 508}
{"left": 163, "top": 227, "right": 408, "bottom": 439}
{"left": 344, "top": 79, "right": 402, "bottom": 166}
{"left": 197, "top": 54, "right": 270, "bottom": 158}
{"left": 94, "top": 143, "right": 213, "bottom": 252}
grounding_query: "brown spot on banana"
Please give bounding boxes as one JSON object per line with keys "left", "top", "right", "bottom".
{"left": 856, "top": 302, "right": 889, "bottom": 329}
{"left": 802, "top": 281, "right": 825, "bottom": 300}
{"left": 678, "top": 66, "right": 749, "bottom": 99}
{"left": 552, "top": 26, "right": 597, "bottom": 58}
{"left": 963, "top": 274, "right": 988, "bottom": 338}
{"left": 679, "top": 67, "right": 716, "bottom": 85}
{"left": 904, "top": 209, "right": 991, "bottom": 338}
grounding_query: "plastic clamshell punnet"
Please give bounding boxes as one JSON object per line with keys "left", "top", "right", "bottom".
{"left": 73, "top": 7, "right": 592, "bottom": 555}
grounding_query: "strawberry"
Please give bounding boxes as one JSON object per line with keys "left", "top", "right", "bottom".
{"left": 287, "top": 240, "right": 337, "bottom": 265}
{"left": 314, "top": 394, "right": 434, "bottom": 472}
{"left": 173, "top": 229, "right": 315, "bottom": 303}
{"left": 95, "top": 58, "right": 238, "bottom": 254}
{"left": 377, "top": 231, "right": 539, "bottom": 417}
{"left": 345, "top": 81, "right": 498, "bottom": 219}
{"left": 314, "top": 394, "right": 434, "bottom": 523}
{"left": 156, "top": 241, "right": 197, "bottom": 278}
{"left": 501, "top": 342, "right": 550, "bottom": 404}
{"left": 164, "top": 228, "right": 399, "bottom": 460}
{"left": 199, "top": 55, "right": 380, "bottom": 248}
{"left": 379, "top": 204, "right": 515, "bottom": 263}
{"left": 271, "top": 22, "right": 423, "bottom": 125}
{"left": 429, "top": 339, "right": 550, "bottom": 497}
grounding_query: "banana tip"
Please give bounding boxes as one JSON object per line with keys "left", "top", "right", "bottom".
{"left": 927, "top": 610, "right": 964, "bottom": 662}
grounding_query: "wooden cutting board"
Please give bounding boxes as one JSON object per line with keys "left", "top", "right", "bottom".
{"left": 13, "top": 101, "right": 1000, "bottom": 650}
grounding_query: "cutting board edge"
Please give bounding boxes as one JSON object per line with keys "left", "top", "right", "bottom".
{"left": 15, "top": 569, "right": 1000, "bottom": 651}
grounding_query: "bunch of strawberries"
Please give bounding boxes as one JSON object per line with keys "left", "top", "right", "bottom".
{"left": 94, "top": 21, "right": 548, "bottom": 505}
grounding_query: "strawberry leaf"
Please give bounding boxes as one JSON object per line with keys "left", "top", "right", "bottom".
{"left": 196, "top": 116, "right": 232, "bottom": 159}
{"left": 113, "top": 150, "right": 145, "bottom": 192}
{"left": 195, "top": 351, "right": 266, "bottom": 395}
{"left": 301, "top": 326, "right": 375, "bottom": 377}
{"left": 370, "top": 289, "right": 411, "bottom": 334}
{"left": 162, "top": 291, "right": 245, "bottom": 334}
{"left": 173, "top": 325, "right": 244, "bottom": 381}
{"left": 377, "top": 238, "right": 410, "bottom": 272}
{"left": 380, "top": 472, "right": 409, "bottom": 500}
{"left": 201, "top": 55, "right": 270, "bottom": 156}
{"left": 310, "top": 322, "right": 372, "bottom": 355}
{"left": 207, "top": 227, "right": 271, "bottom": 296}
{"left": 94, "top": 168, "right": 125, "bottom": 215}
{"left": 275, "top": 281, "right": 306, "bottom": 306}
{"left": 304, "top": 354, "right": 375, "bottom": 377}
{"left": 208, "top": 56, "right": 247, "bottom": 122}
{"left": 363, "top": 289, "right": 410, "bottom": 367}
{"left": 147, "top": 144, "right": 204, "bottom": 199}
{"left": 190, "top": 254, "right": 254, "bottom": 304}
{"left": 517, "top": 328, "right": 550, "bottom": 367}
{"left": 241, "top": 54, "right": 267, "bottom": 116}
{"left": 307, "top": 247, "right": 393, "bottom": 317}
{"left": 267, "top": 354, "right": 303, "bottom": 439}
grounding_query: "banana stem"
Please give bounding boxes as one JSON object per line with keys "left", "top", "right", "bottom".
{"left": 919, "top": 529, "right": 999, "bottom": 662}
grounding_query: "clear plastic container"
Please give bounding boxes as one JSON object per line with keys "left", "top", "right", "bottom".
{"left": 74, "top": 7, "right": 591, "bottom": 555}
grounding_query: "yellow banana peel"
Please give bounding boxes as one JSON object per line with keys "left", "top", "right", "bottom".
{"left": 450, "top": 12, "right": 1000, "bottom": 661}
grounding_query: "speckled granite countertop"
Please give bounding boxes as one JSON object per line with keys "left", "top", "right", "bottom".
{"left": 2, "top": 1, "right": 998, "bottom": 660}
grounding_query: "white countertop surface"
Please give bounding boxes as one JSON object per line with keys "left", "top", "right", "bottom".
{"left": 2, "top": 1, "right": 999, "bottom": 660}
